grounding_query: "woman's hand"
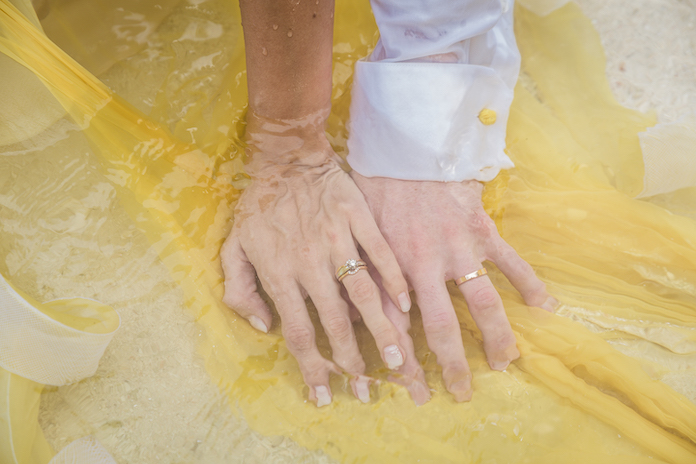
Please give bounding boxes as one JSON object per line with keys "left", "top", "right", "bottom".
{"left": 220, "top": 114, "right": 414, "bottom": 406}
{"left": 352, "top": 173, "right": 558, "bottom": 402}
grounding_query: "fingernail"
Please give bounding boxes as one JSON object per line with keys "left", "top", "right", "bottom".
{"left": 540, "top": 296, "right": 559, "bottom": 313}
{"left": 397, "top": 292, "right": 411, "bottom": 313}
{"left": 450, "top": 379, "right": 473, "bottom": 402}
{"left": 408, "top": 380, "right": 431, "bottom": 406}
{"left": 490, "top": 345, "right": 520, "bottom": 371}
{"left": 248, "top": 316, "right": 268, "bottom": 333}
{"left": 446, "top": 372, "right": 473, "bottom": 402}
{"left": 384, "top": 345, "right": 404, "bottom": 369}
{"left": 315, "top": 386, "right": 331, "bottom": 407}
{"left": 355, "top": 376, "right": 370, "bottom": 403}
{"left": 490, "top": 359, "right": 510, "bottom": 371}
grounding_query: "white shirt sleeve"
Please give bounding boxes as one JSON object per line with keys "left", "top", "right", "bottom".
{"left": 346, "top": 0, "right": 520, "bottom": 182}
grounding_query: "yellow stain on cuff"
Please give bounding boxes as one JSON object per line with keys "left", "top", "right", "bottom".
{"left": 479, "top": 108, "right": 497, "bottom": 125}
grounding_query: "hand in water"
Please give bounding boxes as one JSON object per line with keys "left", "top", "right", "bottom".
{"left": 352, "top": 173, "right": 558, "bottom": 402}
{"left": 220, "top": 113, "right": 414, "bottom": 406}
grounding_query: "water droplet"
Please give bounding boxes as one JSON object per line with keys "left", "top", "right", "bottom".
{"left": 261, "top": 47, "right": 267, "bottom": 56}
{"left": 287, "top": 30, "right": 293, "bottom": 37}
{"left": 272, "top": 24, "right": 278, "bottom": 30}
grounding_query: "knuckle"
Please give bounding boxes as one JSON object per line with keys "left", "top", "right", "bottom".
{"left": 324, "top": 315, "right": 355, "bottom": 345}
{"left": 348, "top": 278, "right": 378, "bottom": 306}
{"left": 472, "top": 212, "right": 498, "bottom": 238}
{"left": 469, "top": 286, "right": 501, "bottom": 312}
{"left": 221, "top": 291, "right": 241, "bottom": 310}
{"left": 425, "top": 308, "right": 457, "bottom": 334}
{"left": 282, "top": 323, "right": 315, "bottom": 354}
{"left": 528, "top": 280, "right": 547, "bottom": 298}
{"left": 406, "top": 235, "right": 429, "bottom": 261}
{"left": 496, "top": 243, "right": 518, "bottom": 262}
{"left": 366, "top": 319, "right": 395, "bottom": 342}
{"left": 262, "top": 281, "right": 293, "bottom": 303}
{"left": 334, "top": 354, "right": 365, "bottom": 375}
{"left": 488, "top": 331, "right": 516, "bottom": 352}
{"left": 500, "top": 247, "right": 532, "bottom": 274}
{"left": 442, "top": 361, "right": 470, "bottom": 378}
{"left": 222, "top": 286, "right": 248, "bottom": 311}
{"left": 326, "top": 230, "right": 340, "bottom": 246}
{"left": 369, "top": 239, "right": 392, "bottom": 261}
{"left": 299, "top": 357, "right": 332, "bottom": 384}
{"left": 298, "top": 245, "right": 318, "bottom": 263}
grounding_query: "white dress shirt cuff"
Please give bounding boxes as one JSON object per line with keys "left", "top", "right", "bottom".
{"left": 347, "top": 1, "right": 519, "bottom": 182}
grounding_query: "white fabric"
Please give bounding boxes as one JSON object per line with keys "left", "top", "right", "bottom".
{"left": 347, "top": 0, "right": 520, "bottom": 182}
{"left": 49, "top": 436, "right": 117, "bottom": 464}
{"left": 0, "top": 273, "right": 119, "bottom": 386}
{"left": 637, "top": 112, "right": 696, "bottom": 198}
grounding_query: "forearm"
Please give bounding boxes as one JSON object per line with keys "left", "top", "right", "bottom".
{"left": 239, "top": 0, "right": 335, "bottom": 120}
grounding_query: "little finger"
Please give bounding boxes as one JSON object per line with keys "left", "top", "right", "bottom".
{"left": 220, "top": 236, "right": 273, "bottom": 333}
{"left": 487, "top": 239, "right": 558, "bottom": 312}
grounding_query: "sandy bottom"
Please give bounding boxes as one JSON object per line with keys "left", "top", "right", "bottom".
{"left": 27, "top": 1, "right": 696, "bottom": 463}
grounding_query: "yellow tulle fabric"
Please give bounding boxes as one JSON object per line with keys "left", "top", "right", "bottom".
{"left": 1, "top": 0, "right": 695, "bottom": 462}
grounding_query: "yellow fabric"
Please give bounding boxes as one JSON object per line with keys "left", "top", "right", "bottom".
{"left": 0, "top": 0, "right": 695, "bottom": 463}
{"left": 2, "top": 277, "right": 118, "bottom": 334}
{"left": 0, "top": 370, "right": 53, "bottom": 464}
{"left": 0, "top": 273, "right": 119, "bottom": 463}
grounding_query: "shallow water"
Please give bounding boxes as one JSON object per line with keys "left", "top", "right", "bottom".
{"left": 1, "top": 0, "right": 695, "bottom": 462}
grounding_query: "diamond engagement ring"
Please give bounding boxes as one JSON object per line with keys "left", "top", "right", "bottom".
{"left": 454, "top": 268, "right": 487, "bottom": 285}
{"left": 336, "top": 259, "right": 368, "bottom": 282}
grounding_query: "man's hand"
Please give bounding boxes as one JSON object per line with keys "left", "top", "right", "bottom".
{"left": 352, "top": 173, "right": 557, "bottom": 401}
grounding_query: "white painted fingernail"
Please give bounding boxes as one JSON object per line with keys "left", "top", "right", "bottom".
{"left": 315, "top": 386, "right": 331, "bottom": 407}
{"left": 540, "top": 296, "right": 559, "bottom": 313}
{"left": 397, "top": 292, "right": 411, "bottom": 313}
{"left": 249, "top": 316, "right": 268, "bottom": 333}
{"left": 356, "top": 376, "right": 370, "bottom": 403}
{"left": 384, "top": 345, "right": 404, "bottom": 369}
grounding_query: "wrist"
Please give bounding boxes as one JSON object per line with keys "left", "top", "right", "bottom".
{"left": 244, "top": 109, "right": 338, "bottom": 178}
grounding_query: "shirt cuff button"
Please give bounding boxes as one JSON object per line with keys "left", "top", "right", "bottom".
{"left": 478, "top": 108, "right": 497, "bottom": 125}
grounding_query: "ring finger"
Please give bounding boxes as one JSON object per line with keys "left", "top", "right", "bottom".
{"left": 332, "top": 251, "right": 406, "bottom": 372}
{"left": 453, "top": 261, "right": 519, "bottom": 371}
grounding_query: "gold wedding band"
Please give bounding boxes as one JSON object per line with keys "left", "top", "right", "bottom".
{"left": 454, "top": 268, "right": 487, "bottom": 286}
{"left": 336, "top": 259, "right": 367, "bottom": 282}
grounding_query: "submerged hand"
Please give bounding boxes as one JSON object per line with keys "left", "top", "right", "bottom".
{"left": 220, "top": 113, "right": 413, "bottom": 406}
{"left": 352, "top": 173, "right": 557, "bottom": 402}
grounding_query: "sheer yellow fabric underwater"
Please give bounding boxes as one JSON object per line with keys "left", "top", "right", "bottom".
{"left": 1, "top": 0, "right": 695, "bottom": 462}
